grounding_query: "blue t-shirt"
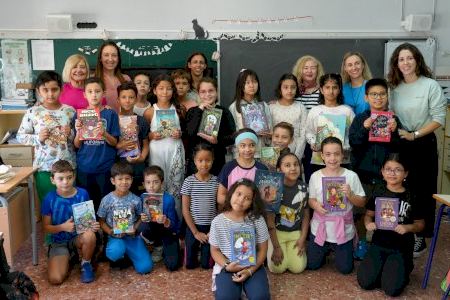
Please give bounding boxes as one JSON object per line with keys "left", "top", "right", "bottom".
{"left": 76, "top": 108, "right": 120, "bottom": 173}
{"left": 97, "top": 191, "right": 142, "bottom": 229}
{"left": 342, "top": 82, "right": 369, "bottom": 115}
{"left": 41, "top": 187, "right": 90, "bottom": 243}
{"left": 218, "top": 159, "right": 268, "bottom": 189}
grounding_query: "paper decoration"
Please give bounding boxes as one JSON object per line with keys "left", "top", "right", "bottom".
{"left": 213, "top": 31, "right": 284, "bottom": 43}
{"left": 212, "top": 16, "right": 312, "bottom": 24}
{"left": 77, "top": 42, "right": 173, "bottom": 57}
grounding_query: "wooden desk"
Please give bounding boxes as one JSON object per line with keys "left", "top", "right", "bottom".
{"left": 433, "top": 194, "right": 450, "bottom": 206}
{"left": 0, "top": 167, "right": 38, "bottom": 265}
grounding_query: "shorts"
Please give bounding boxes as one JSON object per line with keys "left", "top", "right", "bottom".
{"left": 48, "top": 236, "right": 78, "bottom": 258}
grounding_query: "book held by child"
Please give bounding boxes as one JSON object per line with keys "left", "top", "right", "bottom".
{"left": 260, "top": 146, "right": 281, "bottom": 170}
{"left": 241, "top": 102, "right": 270, "bottom": 134}
{"left": 254, "top": 169, "right": 284, "bottom": 212}
{"left": 375, "top": 197, "right": 399, "bottom": 230}
{"left": 72, "top": 200, "right": 96, "bottom": 234}
{"left": 230, "top": 227, "right": 256, "bottom": 266}
{"left": 315, "top": 114, "right": 346, "bottom": 150}
{"left": 322, "top": 176, "right": 348, "bottom": 212}
{"left": 112, "top": 205, "right": 135, "bottom": 234}
{"left": 118, "top": 115, "right": 140, "bottom": 158}
{"left": 77, "top": 108, "right": 102, "bottom": 140}
{"left": 155, "top": 109, "right": 179, "bottom": 138}
{"left": 198, "top": 108, "right": 223, "bottom": 137}
{"left": 141, "top": 192, "right": 163, "bottom": 222}
{"left": 368, "top": 111, "right": 393, "bottom": 142}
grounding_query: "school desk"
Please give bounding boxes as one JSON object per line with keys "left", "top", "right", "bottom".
{"left": 0, "top": 167, "right": 38, "bottom": 266}
{"left": 422, "top": 194, "right": 450, "bottom": 289}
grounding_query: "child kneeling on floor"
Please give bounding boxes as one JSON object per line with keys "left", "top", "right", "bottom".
{"left": 97, "top": 161, "right": 153, "bottom": 274}
{"left": 42, "top": 160, "right": 99, "bottom": 284}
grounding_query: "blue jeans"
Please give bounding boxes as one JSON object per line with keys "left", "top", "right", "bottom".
{"left": 106, "top": 235, "right": 153, "bottom": 274}
{"left": 185, "top": 225, "right": 211, "bottom": 269}
{"left": 307, "top": 233, "right": 354, "bottom": 274}
{"left": 215, "top": 267, "right": 270, "bottom": 300}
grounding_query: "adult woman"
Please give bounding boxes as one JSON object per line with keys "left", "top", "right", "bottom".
{"left": 341, "top": 52, "right": 373, "bottom": 114}
{"left": 95, "top": 41, "right": 131, "bottom": 112}
{"left": 185, "top": 52, "right": 208, "bottom": 91}
{"left": 292, "top": 55, "right": 325, "bottom": 182}
{"left": 60, "top": 54, "right": 102, "bottom": 110}
{"left": 388, "top": 43, "right": 446, "bottom": 257}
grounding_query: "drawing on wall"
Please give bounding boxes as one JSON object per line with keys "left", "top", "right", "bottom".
{"left": 213, "top": 31, "right": 284, "bottom": 42}
{"left": 77, "top": 41, "right": 173, "bottom": 57}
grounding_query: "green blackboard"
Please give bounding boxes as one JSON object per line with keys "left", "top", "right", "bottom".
{"left": 52, "top": 39, "right": 217, "bottom": 74}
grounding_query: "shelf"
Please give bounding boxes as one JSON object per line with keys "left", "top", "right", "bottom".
{"left": 0, "top": 110, "right": 27, "bottom": 115}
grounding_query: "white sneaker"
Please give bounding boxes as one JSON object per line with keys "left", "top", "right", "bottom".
{"left": 152, "top": 246, "right": 163, "bottom": 263}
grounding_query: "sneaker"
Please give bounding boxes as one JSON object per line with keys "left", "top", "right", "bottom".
{"left": 354, "top": 240, "right": 368, "bottom": 260}
{"left": 152, "top": 246, "right": 163, "bottom": 263}
{"left": 413, "top": 236, "right": 427, "bottom": 258}
{"left": 80, "top": 262, "right": 95, "bottom": 283}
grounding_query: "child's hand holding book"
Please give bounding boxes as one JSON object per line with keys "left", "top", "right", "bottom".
{"left": 170, "top": 129, "right": 182, "bottom": 139}
{"left": 39, "top": 128, "right": 50, "bottom": 143}
{"left": 197, "top": 132, "right": 218, "bottom": 144}
{"left": 365, "top": 222, "right": 376, "bottom": 231}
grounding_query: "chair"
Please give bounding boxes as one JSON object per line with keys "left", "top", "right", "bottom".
{"left": 421, "top": 194, "right": 450, "bottom": 289}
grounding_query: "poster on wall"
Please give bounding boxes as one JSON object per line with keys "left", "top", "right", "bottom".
{"left": 31, "top": 40, "right": 55, "bottom": 70}
{"left": 0, "top": 39, "right": 32, "bottom": 100}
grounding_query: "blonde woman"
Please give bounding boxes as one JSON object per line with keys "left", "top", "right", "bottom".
{"left": 340, "top": 52, "right": 373, "bottom": 114}
{"left": 292, "top": 55, "right": 325, "bottom": 111}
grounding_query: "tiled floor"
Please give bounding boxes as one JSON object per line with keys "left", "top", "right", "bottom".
{"left": 12, "top": 218, "right": 450, "bottom": 299}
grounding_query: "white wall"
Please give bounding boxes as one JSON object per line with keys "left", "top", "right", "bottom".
{"left": 1, "top": 0, "right": 449, "bottom": 74}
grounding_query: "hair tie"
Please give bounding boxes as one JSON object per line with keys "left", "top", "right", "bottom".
{"left": 235, "top": 132, "right": 258, "bottom": 146}
{"left": 240, "top": 68, "right": 247, "bottom": 73}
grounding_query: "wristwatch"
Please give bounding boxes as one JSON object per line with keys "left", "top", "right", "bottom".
{"left": 414, "top": 131, "right": 420, "bottom": 139}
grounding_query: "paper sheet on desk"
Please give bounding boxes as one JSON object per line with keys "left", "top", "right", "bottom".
{"left": 31, "top": 40, "right": 55, "bottom": 70}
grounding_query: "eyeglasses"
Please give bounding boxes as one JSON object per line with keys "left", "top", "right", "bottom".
{"left": 368, "top": 92, "right": 387, "bottom": 99}
{"left": 383, "top": 168, "right": 404, "bottom": 175}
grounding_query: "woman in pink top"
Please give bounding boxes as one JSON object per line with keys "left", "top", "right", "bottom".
{"left": 60, "top": 54, "right": 93, "bottom": 110}
{"left": 95, "top": 41, "right": 131, "bottom": 112}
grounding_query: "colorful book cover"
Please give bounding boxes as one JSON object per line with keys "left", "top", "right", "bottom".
{"left": 155, "top": 109, "right": 179, "bottom": 138}
{"left": 321, "top": 176, "right": 348, "bottom": 212}
{"left": 241, "top": 102, "right": 269, "bottom": 134}
{"left": 72, "top": 200, "right": 96, "bottom": 234}
{"left": 77, "top": 108, "right": 102, "bottom": 140}
{"left": 199, "top": 108, "right": 222, "bottom": 137}
{"left": 112, "top": 205, "right": 135, "bottom": 235}
{"left": 260, "top": 146, "right": 281, "bottom": 170}
{"left": 230, "top": 227, "right": 256, "bottom": 266}
{"left": 315, "top": 114, "right": 346, "bottom": 149}
{"left": 254, "top": 169, "right": 284, "bottom": 212}
{"left": 141, "top": 192, "right": 163, "bottom": 222}
{"left": 369, "top": 111, "right": 393, "bottom": 142}
{"left": 118, "top": 115, "right": 140, "bottom": 158}
{"left": 375, "top": 197, "right": 399, "bottom": 231}
{"left": 42, "top": 113, "right": 68, "bottom": 147}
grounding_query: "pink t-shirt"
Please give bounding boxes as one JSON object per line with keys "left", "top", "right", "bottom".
{"left": 60, "top": 83, "right": 106, "bottom": 110}
{"left": 104, "top": 74, "right": 131, "bottom": 113}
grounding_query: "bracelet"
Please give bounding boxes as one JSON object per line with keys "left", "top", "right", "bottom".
{"left": 246, "top": 268, "right": 252, "bottom": 277}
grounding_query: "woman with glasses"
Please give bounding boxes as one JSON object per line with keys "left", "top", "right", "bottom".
{"left": 341, "top": 52, "right": 373, "bottom": 115}
{"left": 388, "top": 43, "right": 446, "bottom": 258}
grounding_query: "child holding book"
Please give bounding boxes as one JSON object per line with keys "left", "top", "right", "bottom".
{"left": 116, "top": 82, "right": 150, "bottom": 195}
{"left": 209, "top": 179, "right": 270, "bottom": 300}
{"left": 267, "top": 122, "right": 295, "bottom": 167}
{"left": 144, "top": 74, "right": 185, "bottom": 219}
{"left": 171, "top": 69, "right": 198, "bottom": 115}
{"left": 181, "top": 144, "right": 218, "bottom": 269}
{"left": 97, "top": 161, "right": 153, "bottom": 274}
{"left": 307, "top": 137, "right": 366, "bottom": 274}
{"left": 17, "top": 71, "right": 76, "bottom": 205}
{"left": 42, "top": 160, "right": 99, "bottom": 284}
{"left": 357, "top": 153, "right": 424, "bottom": 297}
{"left": 349, "top": 78, "right": 401, "bottom": 259}
{"left": 132, "top": 72, "right": 152, "bottom": 116}
{"left": 305, "top": 73, "right": 355, "bottom": 173}
{"left": 269, "top": 73, "right": 307, "bottom": 160}
{"left": 185, "top": 77, "right": 236, "bottom": 176}
{"left": 217, "top": 129, "right": 268, "bottom": 207}
{"left": 74, "top": 77, "right": 120, "bottom": 209}
{"left": 138, "top": 166, "right": 180, "bottom": 271}
{"left": 228, "top": 69, "right": 273, "bottom": 158}
{"left": 266, "top": 152, "right": 310, "bottom": 274}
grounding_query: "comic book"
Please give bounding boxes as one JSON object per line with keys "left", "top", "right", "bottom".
{"left": 141, "top": 192, "right": 163, "bottom": 222}
{"left": 198, "top": 108, "right": 222, "bottom": 137}
{"left": 77, "top": 108, "right": 102, "bottom": 140}
{"left": 375, "top": 197, "right": 399, "bottom": 230}
{"left": 312, "top": 114, "right": 347, "bottom": 164}
{"left": 241, "top": 102, "right": 269, "bottom": 134}
{"left": 42, "top": 113, "right": 68, "bottom": 147}
{"left": 155, "top": 109, "right": 179, "bottom": 138}
{"left": 230, "top": 227, "right": 256, "bottom": 266}
{"left": 254, "top": 169, "right": 284, "bottom": 213}
{"left": 260, "top": 146, "right": 281, "bottom": 171}
{"left": 112, "top": 205, "right": 134, "bottom": 234}
{"left": 118, "top": 115, "right": 140, "bottom": 158}
{"left": 369, "top": 111, "right": 393, "bottom": 142}
{"left": 72, "top": 200, "right": 96, "bottom": 234}
{"left": 321, "top": 176, "right": 348, "bottom": 212}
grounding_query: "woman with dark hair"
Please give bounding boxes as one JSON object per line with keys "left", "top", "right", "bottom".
{"left": 185, "top": 52, "right": 209, "bottom": 91}
{"left": 388, "top": 42, "right": 446, "bottom": 257}
{"left": 95, "top": 41, "right": 131, "bottom": 112}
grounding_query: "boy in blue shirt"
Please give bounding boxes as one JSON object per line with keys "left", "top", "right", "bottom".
{"left": 74, "top": 77, "right": 120, "bottom": 210}
{"left": 138, "top": 166, "right": 180, "bottom": 271}
{"left": 97, "top": 161, "right": 153, "bottom": 274}
{"left": 42, "top": 160, "right": 99, "bottom": 284}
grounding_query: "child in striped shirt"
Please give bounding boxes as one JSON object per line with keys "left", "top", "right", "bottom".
{"left": 181, "top": 143, "right": 218, "bottom": 269}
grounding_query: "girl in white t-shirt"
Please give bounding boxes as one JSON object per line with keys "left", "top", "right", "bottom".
{"left": 307, "top": 136, "right": 366, "bottom": 274}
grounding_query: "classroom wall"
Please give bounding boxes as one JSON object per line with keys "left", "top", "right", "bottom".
{"left": 0, "top": 0, "right": 449, "bottom": 74}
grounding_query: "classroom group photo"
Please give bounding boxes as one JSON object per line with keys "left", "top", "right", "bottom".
{"left": 0, "top": 37, "right": 449, "bottom": 300}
